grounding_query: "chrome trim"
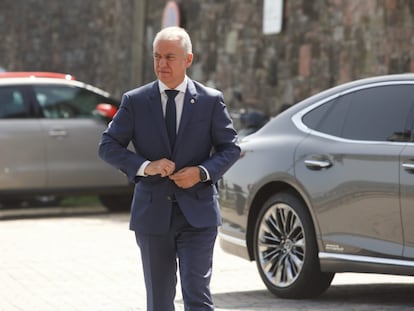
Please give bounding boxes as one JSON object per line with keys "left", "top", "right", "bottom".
{"left": 219, "top": 232, "right": 247, "bottom": 247}
{"left": 292, "top": 80, "right": 414, "bottom": 145}
{"left": 319, "top": 252, "right": 414, "bottom": 267}
{"left": 402, "top": 163, "right": 414, "bottom": 170}
{"left": 304, "top": 159, "right": 331, "bottom": 168}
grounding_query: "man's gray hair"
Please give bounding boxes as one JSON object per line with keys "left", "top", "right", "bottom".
{"left": 153, "top": 26, "right": 193, "bottom": 55}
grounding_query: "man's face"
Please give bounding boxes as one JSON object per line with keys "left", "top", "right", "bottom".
{"left": 153, "top": 39, "right": 193, "bottom": 89}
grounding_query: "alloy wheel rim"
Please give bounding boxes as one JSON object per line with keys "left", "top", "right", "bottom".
{"left": 257, "top": 202, "right": 305, "bottom": 288}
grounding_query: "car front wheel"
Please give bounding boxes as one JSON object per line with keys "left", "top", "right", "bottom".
{"left": 253, "top": 191, "right": 334, "bottom": 299}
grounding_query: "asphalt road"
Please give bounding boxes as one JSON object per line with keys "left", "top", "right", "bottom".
{"left": 1, "top": 204, "right": 414, "bottom": 311}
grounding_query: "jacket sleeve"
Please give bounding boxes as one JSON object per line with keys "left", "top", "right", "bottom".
{"left": 201, "top": 92, "right": 241, "bottom": 184}
{"left": 98, "top": 94, "right": 146, "bottom": 184}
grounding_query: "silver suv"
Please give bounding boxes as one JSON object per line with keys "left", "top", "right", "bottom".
{"left": 0, "top": 72, "right": 132, "bottom": 210}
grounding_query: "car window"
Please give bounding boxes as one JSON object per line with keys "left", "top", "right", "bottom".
{"left": 303, "top": 84, "right": 414, "bottom": 142}
{"left": 342, "top": 85, "right": 414, "bottom": 141}
{"left": 33, "top": 85, "right": 112, "bottom": 119}
{"left": 302, "top": 97, "right": 347, "bottom": 138}
{"left": 0, "top": 87, "right": 28, "bottom": 119}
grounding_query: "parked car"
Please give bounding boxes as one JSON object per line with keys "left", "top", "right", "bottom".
{"left": 0, "top": 72, "right": 132, "bottom": 210}
{"left": 218, "top": 73, "right": 414, "bottom": 299}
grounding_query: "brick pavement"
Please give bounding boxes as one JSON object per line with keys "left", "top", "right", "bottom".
{"left": 1, "top": 210, "right": 414, "bottom": 311}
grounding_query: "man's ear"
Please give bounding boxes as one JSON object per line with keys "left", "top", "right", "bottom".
{"left": 186, "top": 53, "right": 193, "bottom": 68}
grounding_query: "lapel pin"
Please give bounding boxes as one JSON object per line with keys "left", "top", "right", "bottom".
{"left": 190, "top": 98, "right": 195, "bottom": 104}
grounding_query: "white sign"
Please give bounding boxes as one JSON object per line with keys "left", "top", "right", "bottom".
{"left": 263, "top": 0, "right": 283, "bottom": 35}
{"left": 162, "top": 1, "right": 180, "bottom": 28}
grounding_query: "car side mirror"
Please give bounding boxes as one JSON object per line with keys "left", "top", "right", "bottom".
{"left": 95, "top": 103, "right": 118, "bottom": 119}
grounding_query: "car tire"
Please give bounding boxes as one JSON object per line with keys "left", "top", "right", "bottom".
{"left": 253, "top": 191, "right": 334, "bottom": 299}
{"left": 99, "top": 194, "right": 132, "bottom": 212}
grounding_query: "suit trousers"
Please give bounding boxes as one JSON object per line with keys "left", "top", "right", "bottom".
{"left": 135, "top": 203, "right": 217, "bottom": 311}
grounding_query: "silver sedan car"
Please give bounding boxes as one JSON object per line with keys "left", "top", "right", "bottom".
{"left": 218, "top": 73, "right": 414, "bottom": 298}
{"left": 0, "top": 72, "right": 132, "bottom": 210}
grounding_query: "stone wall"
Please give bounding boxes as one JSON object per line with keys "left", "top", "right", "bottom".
{"left": 156, "top": 0, "right": 414, "bottom": 115}
{"left": 0, "top": 0, "right": 143, "bottom": 98}
{"left": 1, "top": 0, "right": 413, "bottom": 116}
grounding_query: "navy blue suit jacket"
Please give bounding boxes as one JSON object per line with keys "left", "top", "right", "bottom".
{"left": 98, "top": 79, "right": 240, "bottom": 234}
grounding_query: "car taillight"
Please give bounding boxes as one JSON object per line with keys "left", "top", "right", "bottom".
{"left": 96, "top": 103, "right": 118, "bottom": 119}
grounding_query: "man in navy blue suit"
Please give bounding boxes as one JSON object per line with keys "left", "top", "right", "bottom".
{"left": 98, "top": 26, "right": 240, "bottom": 311}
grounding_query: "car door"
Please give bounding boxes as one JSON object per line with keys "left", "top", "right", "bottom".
{"left": 0, "top": 85, "right": 46, "bottom": 191}
{"left": 32, "top": 84, "right": 129, "bottom": 189}
{"left": 295, "top": 83, "right": 414, "bottom": 258}
{"left": 400, "top": 133, "right": 414, "bottom": 259}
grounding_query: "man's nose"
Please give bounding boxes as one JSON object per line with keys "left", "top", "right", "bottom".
{"left": 158, "top": 57, "right": 168, "bottom": 66}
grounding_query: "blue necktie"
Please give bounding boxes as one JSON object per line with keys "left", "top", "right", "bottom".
{"left": 165, "top": 90, "right": 179, "bottom": 149}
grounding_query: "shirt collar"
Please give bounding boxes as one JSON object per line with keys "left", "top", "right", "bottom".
{"left": 158, "top": 76, "right": 188, "bottom": 95}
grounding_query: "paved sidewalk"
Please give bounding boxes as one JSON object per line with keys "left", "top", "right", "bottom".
{"left": 1, "top": 211, "right": 414, "bottom": 311}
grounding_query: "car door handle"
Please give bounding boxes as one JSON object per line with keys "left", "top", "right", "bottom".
{"left": 304, "top": 159, "right": 332, "bottom": 169}
{"left": 402, "top": 162, "right": 414, "bottom": 171}
{"left": 48, "top": 129, "right": 68, "bottom": 137}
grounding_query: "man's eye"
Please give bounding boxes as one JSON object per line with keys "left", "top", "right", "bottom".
{"left": 167, "top": 56, "right": 176, "bottom": 61}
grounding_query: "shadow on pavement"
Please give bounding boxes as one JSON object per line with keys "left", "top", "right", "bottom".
{"left": 207, "top": 282, "right": 414, "bottom": 310}
{"left": 320, "top": 282, "right": 414, "bottom": 303}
